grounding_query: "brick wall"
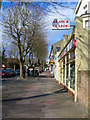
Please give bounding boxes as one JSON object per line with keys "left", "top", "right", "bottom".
{"left": 77, "top": 70, "right": 88, "bottom": 110}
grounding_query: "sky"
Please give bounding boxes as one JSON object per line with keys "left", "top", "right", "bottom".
{"left": 1, "top": 1, "right": 78, "bottom": 61}
{"left": 43, "top": 2, "right": 77, "bottom": 57}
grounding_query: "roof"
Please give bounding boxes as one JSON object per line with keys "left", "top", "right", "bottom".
{"left": 74, "top": 0, "right": 82, "bottom": 14}
{"left": 49, "top": 39, "right": 63, "bottom": 59}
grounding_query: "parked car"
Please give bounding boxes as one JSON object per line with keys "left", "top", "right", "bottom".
{"left": 33, "top": 67, "right": 39, "bottom": 76}
{"left": 15, "top": 69, "right": 20, "bottom": 75}
{"left": 0, "top": 69, "right": 6, "bottom": 78}
{"left": 0, "top": 68, "right": 10, "bottom": 78}
{"left": 6, "top": 68, "right": 16, "bottom": 76}
{"left": 12, "top": 69, "right": 16, "bottom": 76}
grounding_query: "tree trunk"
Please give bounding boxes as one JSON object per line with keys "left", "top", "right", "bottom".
{"left": 31, "top": 53, "right": 33, "bottom": 66}
{"left": 0, "top": 1, "right": 2, "bottom": 10}
{"left": 28, "top": 53, "right": 31, "bottom": 66}
{"left": 20, "top": 61, "right": 24, "bottom": 79}
{"left": 14, "top": 64, "right": 15, "bottom": 71}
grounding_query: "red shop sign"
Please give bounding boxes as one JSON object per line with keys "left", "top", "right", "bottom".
{"left": 73, "top": 39, "right": 76, "bottom": 48}
{"left": 58, "top": 38, "right": 76, "bottom": 61}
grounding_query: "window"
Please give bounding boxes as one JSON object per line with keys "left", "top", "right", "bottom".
{"left": 84, "top": 5, "right": 87, "bottom": 14}
{"left": 70, "top": 49, "right": 75, "bottom": 60}
{"left": 85, "top": 10, "right": 87, "bottom": 14}
{"left": 70, "top": 61, "right": 75, "bottom": 90}
{"left": 66, "top": 64, "right": 69, "bottom": 86}
{"left": 67, "top": 54, "right": 69, "bottom": 62}
{"left": 63, "top": 65, "right": 65, "bottom": 84}
{"left": 63, "top": 57, "right": 65, "bottom": 64}
{"left": 85, "top": 20, "right": 89, "bottom": 29}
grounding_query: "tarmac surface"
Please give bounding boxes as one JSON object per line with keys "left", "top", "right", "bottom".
{"left": 2, "top": 71, "right": 88, "bottom": 118}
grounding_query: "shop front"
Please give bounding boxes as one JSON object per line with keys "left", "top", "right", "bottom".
{"left": 58, "top": 37, "right": 76, "bottom": 99}
{"left": 49, "top": 59, "right": 54, "bottom": 75}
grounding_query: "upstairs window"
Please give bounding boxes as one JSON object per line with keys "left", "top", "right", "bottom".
{"left": 83, "top": 5, "right": 87, "bottom": 14}
{"left": 85, "top": 10, "right": 87, "bottom": 14}
{"left": 85, "top": 20, "right": 89, "bottom": 29}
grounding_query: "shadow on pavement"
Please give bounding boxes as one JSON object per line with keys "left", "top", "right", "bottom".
{"left": 2, "top": 88, "right": 67, "bottom": 102}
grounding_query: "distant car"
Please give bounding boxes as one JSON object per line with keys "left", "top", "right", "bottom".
{"left": 0, "top": 69, "right": 10, "bottom": 78}
{"left": 15, "top": 69, "right": 20, "bottom": 75}
{"left": 33, "top": 67, "right": 39, "bottom": 76}
{"left": 6, "top": 68, "right": 16, "bottom": 76}
{"left": 12, "top": 69, "right": 16, "bottom": 76}
{"left": 0, "top": 69, "right": 6, "bottom": 78}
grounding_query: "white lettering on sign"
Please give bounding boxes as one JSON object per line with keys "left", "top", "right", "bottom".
{"left": 52, "top": 19, "right": 70, "bottom": 30}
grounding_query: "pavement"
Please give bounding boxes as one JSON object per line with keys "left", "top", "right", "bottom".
{"left": 2, "top": 71, "right": 88, "bottom": 118}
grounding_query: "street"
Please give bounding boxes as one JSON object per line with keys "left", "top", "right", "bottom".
{"left": 2, "top": 71, "right": 88, "bottom": 118}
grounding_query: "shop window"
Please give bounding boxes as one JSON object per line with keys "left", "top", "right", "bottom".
{"left": 67, "top": 54, "right": 69, "bottom": 62}
{"left": 70, "top": 61, "right": 75, "bottom": 90}
{"left": 63, "top": 65, "right": 65, "bottom": 84}
{"left": 66, "top": 64, "right": 69, "bottom": 86}
{"left": 70, "top": 49, "right": 75, "bottom": 60}
{"left": 63, "top": 57, "right": 65, "bottom": 64}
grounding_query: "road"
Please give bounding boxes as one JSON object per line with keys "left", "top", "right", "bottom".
{"left": 2, "top": 71, "right": 88, "bottom": 118}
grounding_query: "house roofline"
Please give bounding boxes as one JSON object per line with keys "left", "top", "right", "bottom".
{"left": 74, "top": 0, "right": 82, "bottom": 14}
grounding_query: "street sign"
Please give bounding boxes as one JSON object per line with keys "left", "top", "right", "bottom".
{"left": 52, "top": 19, "right": 70, "bottom": 30}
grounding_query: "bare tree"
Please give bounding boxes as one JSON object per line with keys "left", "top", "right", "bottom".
{"left": 2, "top": 4, "right": 31, "bottom": 78}
{"left": 7, "top": 43, "right": 19, "bottom": 70}
{"left": 33, "top": 35, "right": 48, "bottom": 64}
{"left": 2, "top": 3, "right": 47, "bottom": 79}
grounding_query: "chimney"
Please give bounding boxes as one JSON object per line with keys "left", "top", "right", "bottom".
{"left": 62, "top": 34, "right": 68, "bottom": 47}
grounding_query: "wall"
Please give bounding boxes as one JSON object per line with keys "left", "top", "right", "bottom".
{"left": 75, "top": 0, "right": 90, "bottom": 16}
{"left": 75, "top": 16, "right": 88, "bottom": 71}
{"left": 75, "top": 16, "right": 89, "bottom": 110}
{"left": 77, "top": 70, "right": 88, "bottom": 111}
{"left": 54, "top": 52, "right": 59, "bottom": 80}
{"left": 60, "top": 35, "right": 68, "bottom": 51}
{"left": 88, "top": 1, "right": 90, "bottom": 13}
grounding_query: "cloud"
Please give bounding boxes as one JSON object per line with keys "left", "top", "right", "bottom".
{"left": 43, "top": 2, "right": 77, "bottom": 55}
{"left": 44, "top": 2, "right": 77, "bottom": 29}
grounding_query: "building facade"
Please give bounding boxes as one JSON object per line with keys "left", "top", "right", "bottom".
{"left": 49, "top": 0, "right": 89, "bottom": 112}
{"left": 49, "top": 40, "right": 63, "bottom": 79}
{"left": 74, "top": 0, "right": 90, "bottom": 30}
{"left": 57, "top": 16, "right": 89, "bottom": 110}
{"left": 57, "top": 0, "right": 90, "bottom": 111}
{"left": 53, "top": 47, "right": 60, "bottom": 80}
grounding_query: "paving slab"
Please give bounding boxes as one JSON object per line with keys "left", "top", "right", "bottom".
{"left": 2, "top": 71, "right": 88, "bottom": 118}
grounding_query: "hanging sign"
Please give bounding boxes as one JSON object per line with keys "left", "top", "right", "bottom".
{"left": 52, "top": 19, "right": 70, "bottom": 30}
{"left": 49, "top": 59, "right": 54, "bottom": 65}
